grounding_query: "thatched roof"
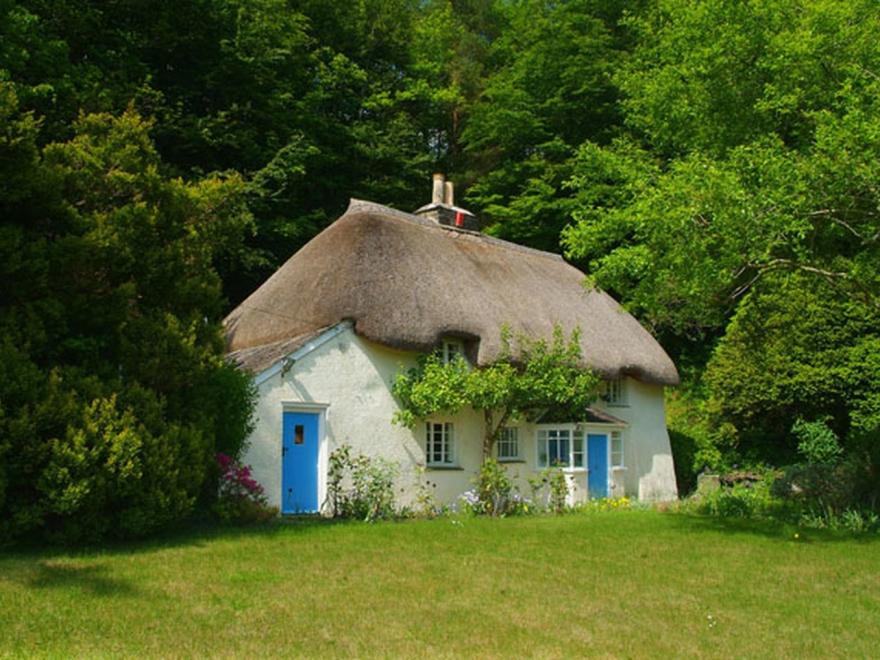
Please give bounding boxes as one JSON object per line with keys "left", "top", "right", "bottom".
{"left": 225, "top": 199, "right": 679, "bottom": 385}
{"left": 227, "top": 328, "right": 330, "bottom": 374}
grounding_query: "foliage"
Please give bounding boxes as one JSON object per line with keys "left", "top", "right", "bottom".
{"left": 793, "top": 419, "right": 843, "bottom": 466}
{"left": 0, "top": 97, "right": 255, "bottom": 543}
{"left": 576, "top": 496, "right": 631, "bottom": 513}
{"left": 393, "top": 326, "right": 599, "bottom": 458}
{"left": 705, "top": 276, "right": 880, "bottom": 462}
{"left": 527, "top": 467, "right": 570, "bottom": 514}
{"left": 798, "top": 509, "right": 880, "bottom": 534}
{"left": 693, "top": 481, "right": 778, "bottom": 520}
{"left": 560, "top": 0, "right": 880, "bottom": 470}
{"left": 462, "top": 0, "right": 627, "bottom": 251}
{"left": 409, "top": 467, "right": 444, "bottom": 518}
{"left": 326, "top": 445, "right": 399, "bottom": 522}
{"left": 468, "top": 458, "right": 531, "bottom": 517}
{"left": 213, "top": 453, "right": 277, "bottom": 524}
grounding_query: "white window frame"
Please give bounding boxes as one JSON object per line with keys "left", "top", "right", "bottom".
{"left": 440, "top": 339, "right": 465, "bottom": 365}
{"left": 496, "top": 427, "right": 520, "bottom": 461}
{"left": 535, "top": 425, "right": 585, "bottom": 470}
{"left": 611, "top": 430, "right": 625, "bottom": 469}
{"left": 425, "top": 421, "right": 456, "bottom": 467}
{"left": 602, "top": 377, "right": 628, "bottom": 407}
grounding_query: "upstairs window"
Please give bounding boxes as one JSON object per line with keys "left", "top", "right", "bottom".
{"left": 496, "top": 427, "right": 520, "bottom": 461}
{"left": 602, "top": 378, "right": 627, "bottom": 406}
{"left": 441, "top": 340, "right": 465, "bottom": 365}
{"left": 426, "top": 422, "right": 455, "bottom": 466}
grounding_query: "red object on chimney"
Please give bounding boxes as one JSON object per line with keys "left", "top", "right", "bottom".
{"left": 455, "top": 211, "right": 465, "bottom": 227}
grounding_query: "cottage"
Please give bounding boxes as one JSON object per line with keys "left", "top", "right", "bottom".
{"left": 225, "top": 176, "right": 679, "bottom": 513}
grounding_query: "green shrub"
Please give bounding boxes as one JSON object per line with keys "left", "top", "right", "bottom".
{"left": 326, "top": 445, "right": 399, "bottom": 522}
{"left": 475, "top": 459, "right": 516, "bottom": 516}
{"left": 669, "top": 429, "right": 699, "bottom": 496}
{"left": 696, "top": 480, "right": 776, "bottom": 519}
{"left": 793, "top": 418, "right": 843, "bottom": 465}
{"left": 798, "top": 509, "right": 880, "bottom": 534}
{"left": 527, "top": 467, "right": 569, "bottom": 514}
{"left": 213, "top": 453, "right": 277, "bottom": 524}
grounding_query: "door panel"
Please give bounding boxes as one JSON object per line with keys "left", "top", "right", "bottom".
{"left": 587, "top": 433, "right": 609, "bottom": 499}
{"left": 281, "top": 411, "right": 320, "bottom": 513}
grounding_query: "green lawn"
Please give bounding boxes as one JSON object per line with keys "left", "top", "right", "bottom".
{"left": 1, "top": 512, "right": 878, "bottom": 658}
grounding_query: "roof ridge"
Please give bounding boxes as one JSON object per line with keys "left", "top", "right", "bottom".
{"left": 343, "top": 198, "right": 565, "bottom": 263}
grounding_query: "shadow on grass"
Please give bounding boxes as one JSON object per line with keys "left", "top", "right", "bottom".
{"left": 660, "top": 511, "right": 880, "bottom": 544}
{"left": 0, "top": 515, "right": 349, "bottom": 563}
{"left": 26, "top": 561, "right": 140, "bottom": 597}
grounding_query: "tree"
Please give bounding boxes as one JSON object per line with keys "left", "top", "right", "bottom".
{"left": 392, "top": 327, "right": 599, "bottom": 459}
{"left": 705, "top": 274, "right": 880, "bottom": 463}
{"left": 560, "top": 0, "right": 880, "bottom": 469}
{"left": 0, "top": 96, "right": 255, "bottom": 542}
{"left": 563, "top": 0, "right": 880, "bottom": 334}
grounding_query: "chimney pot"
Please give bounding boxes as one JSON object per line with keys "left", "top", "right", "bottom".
{"left": 415, "top": 173, "right": 479, "bottom": 231}
{"left": 432, "top": 173, "right": 445, "bottom": 205}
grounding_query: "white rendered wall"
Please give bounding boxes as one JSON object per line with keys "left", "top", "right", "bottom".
{"left": 242, "top": 326, "right": 678, "bottom": 512}
{"left": 591, "top": 379, "right": 679, "bottom": 501}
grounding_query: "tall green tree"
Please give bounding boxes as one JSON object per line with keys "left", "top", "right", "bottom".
{"left": 562, "top": 0, "right": 880, "bottom": 469}
{"left": 461, "top": 0, "right": 629, "bottom": 251}
{"left": 0, "top": 90, "right": 254, "bottom": 542}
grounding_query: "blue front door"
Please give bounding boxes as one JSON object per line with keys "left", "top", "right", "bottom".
{"left": 282, "top": 411, "right": 320, "bottom": 513}
{"left": 587, "top": 433, "right": 609, "bottom": 499}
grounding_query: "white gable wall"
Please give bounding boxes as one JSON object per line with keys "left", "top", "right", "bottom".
{"left": 592, "top": 380, "right": 679, "bottom": 501}
{"left": 242, "top": 324, "right": 678, "bottom": 513}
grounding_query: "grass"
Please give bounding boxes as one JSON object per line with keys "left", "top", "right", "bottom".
{"left": 1, "top": 511, "right": 878, "bottom": 658}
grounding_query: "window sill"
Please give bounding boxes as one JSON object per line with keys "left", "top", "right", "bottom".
{"left": 612, "top": 466, "right": 627, "bottom": 472}
{"left": 497, "top": 458, "right": 526, "bottom": 464}
{"left": 426, "top": 465, "right": 464, "bottom": 471}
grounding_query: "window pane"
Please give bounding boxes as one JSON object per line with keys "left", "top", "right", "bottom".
{"left": 498, "top": 428, "right": 518, "bottom": 459}
{"left": 611, "top": 431, "right": 623, "bottom": 467}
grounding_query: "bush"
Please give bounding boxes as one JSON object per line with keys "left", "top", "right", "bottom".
{"left": 475, "top": 459, "right": 516, "bottom": 516}
{"left": 0, "top": 110, "right": 256, "bottom": 545}
{"left": 213, "top": 453, "right": 277, "bottom": 524}
{"left": 527, "top": 467, "right": 570, "bottom": 514}
{"left": 326, "top": 445, "right": 398, "bottom": 522}
{"left": 793, "top": 418, "right": 843, "bottom": 465}
{"left": 798, "top": 509, "right": 880, "bottom": 534}
{"left": 694, "top": 478, "right": 777, "bottom": 519}
{"left": 1, "top": 378, "right": 219, "bottom": 544}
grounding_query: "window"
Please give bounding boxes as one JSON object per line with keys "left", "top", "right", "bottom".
{"left": 497, "top": 427, "right": 520, "bottom": 461}
{"left": 611, "top": 431, "right": 624, "bottom": 468}
{"left": 537, "top": 428, "right": 584, "bottom": 468}
{"left": 441, "top": 340, "right": 465, "bottom": 365}
{"left": 426, "top": 422, "right": 455, "bottom": 466}
{"left": 602, "top": 378, "right": 627, "bottom": 406}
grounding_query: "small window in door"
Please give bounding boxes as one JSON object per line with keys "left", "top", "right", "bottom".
{"left": 294, "top": 424, "right": 304, "bottom": 445}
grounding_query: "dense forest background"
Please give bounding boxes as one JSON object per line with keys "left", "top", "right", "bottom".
{"left": 2, "top": 0, "right": 879, "bottom": 541}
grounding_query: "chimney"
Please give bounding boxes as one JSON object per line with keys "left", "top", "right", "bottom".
{"left": 414, "top": 173, "right": 479, "bottom": 231}
{"left": 432, "top": 173, "right": 445, "bottom": 204}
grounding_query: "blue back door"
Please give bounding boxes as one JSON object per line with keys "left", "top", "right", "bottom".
{"left": 281, "top": 411, "right": 320, "bottom": 513}
{"left": 587, "top": 433, "right": 609, "bottom": 499}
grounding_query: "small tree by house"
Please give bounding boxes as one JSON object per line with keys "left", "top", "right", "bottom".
{"left": 392, "top": 326, "right": 600, "bottom": 460}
